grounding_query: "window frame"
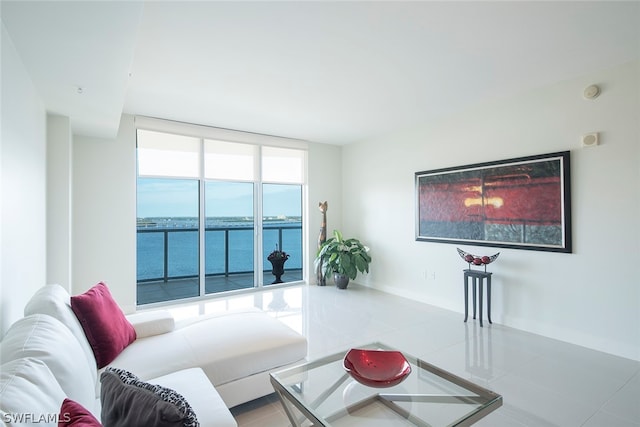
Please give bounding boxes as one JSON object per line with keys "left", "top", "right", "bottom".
{"left": 135, "top": 116, "right": 308, "bottom": 306}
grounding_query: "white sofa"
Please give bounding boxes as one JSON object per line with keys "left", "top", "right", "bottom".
{"left": 0, "top": 284, "right": 307, "bottom": 426}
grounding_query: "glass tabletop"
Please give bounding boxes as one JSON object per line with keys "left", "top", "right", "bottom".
{"left": 270, "top": 342, "right": 502, "bottom": 427}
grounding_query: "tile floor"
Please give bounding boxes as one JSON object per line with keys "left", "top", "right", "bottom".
{"left": 165, "top": 283, "right": 640, "bottom": 427}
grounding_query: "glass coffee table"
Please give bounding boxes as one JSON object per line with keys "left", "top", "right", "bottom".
{"left": 270, "top": 342, "right": 502, "bottom": 426}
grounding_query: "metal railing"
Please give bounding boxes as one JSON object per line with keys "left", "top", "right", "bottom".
{"left": 137, "top": 224, "right": 302, "bottom": 283}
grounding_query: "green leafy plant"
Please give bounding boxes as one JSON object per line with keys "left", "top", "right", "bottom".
{"left": 315, "top": 230, "right": 371, "bottom": 280}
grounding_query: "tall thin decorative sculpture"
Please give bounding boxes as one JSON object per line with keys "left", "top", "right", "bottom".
{"left": 316, "top": 201, "right": 328, "bottom": 286}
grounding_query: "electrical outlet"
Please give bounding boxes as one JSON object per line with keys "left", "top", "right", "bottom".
{"left": 423, "top": 270, "right": 436, "bottom": 280}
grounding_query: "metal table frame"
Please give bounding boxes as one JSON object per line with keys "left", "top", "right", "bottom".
{"left": 270, "top": 342, "right": 502, "bottom": 426}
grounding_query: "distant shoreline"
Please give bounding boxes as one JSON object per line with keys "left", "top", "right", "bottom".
{"left": 137, "top": 216, "right": 302, "bottom": 229}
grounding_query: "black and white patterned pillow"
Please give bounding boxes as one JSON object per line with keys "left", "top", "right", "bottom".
{"left": 103, "top": 367, "right": 199, "bottom": 427}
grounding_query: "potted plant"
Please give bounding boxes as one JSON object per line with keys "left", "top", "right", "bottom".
{"left": 267, "top": 244, "right": 289, "bottom": 284}
{"left": 315, "top": 230, "right": 371, "bottom": 289}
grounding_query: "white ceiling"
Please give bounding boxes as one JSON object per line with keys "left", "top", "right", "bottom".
{"left": 2, "top": 1, "right": 639, "bottom": 144}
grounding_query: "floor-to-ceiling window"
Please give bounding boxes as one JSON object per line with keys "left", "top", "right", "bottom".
{"left": 262, "top": 146, "right": 304, "bottom": 286}
{"left": 203, "top": 139, "right": 257, "bottom": 294}
{"left": 135, "top": 121, "right": 306, "bottom": 306}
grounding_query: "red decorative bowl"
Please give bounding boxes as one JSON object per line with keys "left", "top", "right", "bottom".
{"left": 343, "top": 349, "right": 412, "bottom": 388}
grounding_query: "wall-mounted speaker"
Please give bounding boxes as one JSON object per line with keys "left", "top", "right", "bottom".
{"left": 582, "top": 132, "right": 599, "bottom": 147}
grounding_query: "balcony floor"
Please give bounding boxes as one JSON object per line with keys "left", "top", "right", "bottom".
{"left": 137, "top": 269, "right": 303, "bottom": 305}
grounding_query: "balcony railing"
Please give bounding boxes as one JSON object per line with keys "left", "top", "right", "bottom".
{"left": 136, "top": 224, "right": 302, "bottom": 283}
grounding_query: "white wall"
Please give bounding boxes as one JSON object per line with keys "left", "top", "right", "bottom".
{"left": 47, "top": 114, "right": 73, "bottom": 290}
{"left": 73, "top": 115, "right": 137, "bottom": 312}
{"left": 71, "top": 115, "right": 343, "bottom": 311}
{"left": 0, "top": 23, "right": 47, "bottom": 335}
{"left": 306, "top": 142, "right": 343, "bottom": 281}
{"left": 342, "top": 60, "right": 640, "bottom": 360}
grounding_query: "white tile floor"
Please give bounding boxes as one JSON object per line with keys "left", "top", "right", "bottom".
{"left": 167, "top": 283, "right": 640, "bottom": 427}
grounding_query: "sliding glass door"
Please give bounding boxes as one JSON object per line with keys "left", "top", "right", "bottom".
{"left": 205, "top": 181, "right": 254, "bottom": 294}
{"left": 263, "top": 184, "right": 302, "bottom": 285}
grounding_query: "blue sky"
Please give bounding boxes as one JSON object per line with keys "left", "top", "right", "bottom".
{"left": 137, "top": 178, "right": 301, "bottom": 218}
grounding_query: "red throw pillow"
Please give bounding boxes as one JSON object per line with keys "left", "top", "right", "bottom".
{"left": 59, "top": 398, "right": 102, "bottom": 426}
{"left": 71, "top": 282, "right": 136, "bottom": 368}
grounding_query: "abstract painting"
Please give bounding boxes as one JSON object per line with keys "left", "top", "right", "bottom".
{"left": 415, "top": 151, "right": 571, "bottom": 252}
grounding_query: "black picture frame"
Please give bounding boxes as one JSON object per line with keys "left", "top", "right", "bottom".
{"left": 415, "top": 151, "right": 572, "bottom": 252}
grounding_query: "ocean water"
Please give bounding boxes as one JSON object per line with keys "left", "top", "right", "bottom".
{"left": 137, "top": 218, "right": 302, "bottom": 281}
